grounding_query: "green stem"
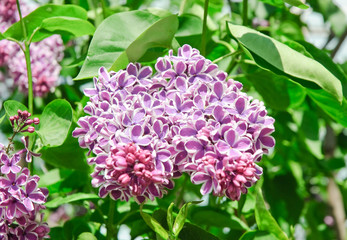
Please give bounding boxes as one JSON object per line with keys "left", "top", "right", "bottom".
{"left": 16, "top": 0, "right": 34, "bottom": 171}
{"left": 212, "top": 50, "right": 243, "bottom": 63}
{"left": 201, "top": 0, "right": 209, "bottom": 56}
{"left": 107, "top": 199, "right": 116, "bottom": 240}
{"left": 179, "top": 0, "right": 188, "bottom": 15}
{"left": 175, "top": 174, "right": 188, "bottom": 207}
{"left": 16, "top": 0, "right": 33, "bottom": 114}
{"left": 242, "top": 0, "right": 248, "bottom": 26}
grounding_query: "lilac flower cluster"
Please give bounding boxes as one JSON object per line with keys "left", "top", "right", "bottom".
{"left": 0, "top": 0, "right": 64, "bottom": 97}
{"left": 0, "top": 115, "right": 49, "bottom": 239}
{"left": 74, "top": 44, "right": 275, "bottom": 202}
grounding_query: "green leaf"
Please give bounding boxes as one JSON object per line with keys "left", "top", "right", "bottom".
{"left": 172, "top": 201, "right": 202, "bottom": 237}
{"left": 191, "top": 207, "right": 249, "bottom": 230}
{"left": 300, "top": 110, "right": 323, "bottom": 159}
{"left": 36, "top": 99, "right": 72, "bottom": 147}
{"left": 246, "top": 70, "right": 306, "bottom": 110}
{"left": 39, "top": 122, "right": 89, "bottom": 171}
{"left": 240, "top": 230, "right": 278, "bottom": 240}
{"left": 0, "top": 32, "right": 4, "bottom": 40}
{"left": 307, "top": 89, "right": 347, "bottom": 127}
{"left": 298, "top": 40, "right": 347, "bottom": 98}
{"left": 74, "top": 10, "right": 178, "bottom": 80}
{"left": 167, "top": 202, "right": 174, "bottom": 233}
{"left": 284, "top": 0, "right": 309, "bottom": 9}
{"left": 41, "top": 17, "right": 95, "bottom": 37}
{"left": 178, "top": 222, "right": 219, "bottom": 240}
{"left": 45, "top": 193, "right": 99, "bottom": 208}
{"left": 140, "top": 205, "right": 169, "bottom": 240}
{"left": 0, "top": 114, "right": 6, "bottom": 125}
{"left": 4, "top": 4, "right": 88, "bottom": 42}
{"left": 77, "top": 232, "right": 97, "bottom": 240}
{"left": 227, "top": 23, "right": 343, "bottom": 103}
{"left": 4, "top": 100, "right": 28, "bottom": 118}
{"left": 255, "top": 185, "right": 289, "bottom": 240}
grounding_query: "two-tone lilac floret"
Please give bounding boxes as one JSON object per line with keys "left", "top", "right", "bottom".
{"left": 0, "top": 141, "right": 49, "bottom": 239}
{"left": 73, "top": 44, "right": 275, "bottom": 202}
{"left": 0, "top": 0, "right": 64, "bottom": 97}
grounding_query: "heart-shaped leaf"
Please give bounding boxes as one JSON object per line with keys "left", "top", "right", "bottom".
{"left": 36, "top": 99, "right": 72, "bottom": 147}
{"left": 74, "top": 10, "right": 178, "bottom": 80}
{"left": 40, "top": 16, "right": 95, "bottom": 37}
{"left": 4, "top": 4, "right": 88, "bottom": 42}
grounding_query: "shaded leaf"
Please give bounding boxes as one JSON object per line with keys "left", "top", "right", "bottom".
{"left": 191, "top": 207, "right": 249, "bottom": 230}
{"left": 227, "top": 23, "right": 343, "bottom": 102}
{"left": 39, "top": 122, "right": 89, "bottom": 171}
{"left": 246, "top": 70, "right": 306, "bottom": 110}
{"left": 307, "top": 89, "right": 347, "bottom": 127}
{"left": 75, "top": 11, "right": 178, "bottom": 80}
{"left": 46, "top": 193, "right": 99, "bottom": 208}
{"left": 255, "top": 184, "right": 288, "bottom": 240}
{"left": 178, "top": 222, "right": 219, "bottom": 240}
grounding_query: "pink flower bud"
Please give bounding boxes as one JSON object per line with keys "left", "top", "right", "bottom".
{"left": 27, "top": 126, "right": 35, "bottom": 133}
{"left": 25, "top": 119, "right": 34, "bottom": 125}
{"left": 33, "top": 117, "right": 40, "bottom": 125}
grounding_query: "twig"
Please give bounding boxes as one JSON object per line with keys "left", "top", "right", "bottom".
{"left": 331, "top": 28, "right": 347, "bottom": 59}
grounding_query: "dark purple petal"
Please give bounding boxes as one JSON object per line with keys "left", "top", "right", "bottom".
{"left": 191, "top": 173, "right": 210, "bottom": 184}
{"left": 25, "top": 180, "right": 38, "bottom": 195}
{"left": 224, "top": 129, "right": 236, "bottom": 147}
{"left": 235, "top": 97, "right": 246, "bottom": 114}
{"left": 201, "top": 179, "right": 213, "bottom": 195}
{"left": 213, "top": 81, "right": 224, "bottom": 100}
{"left": 138, "top": 66, "right": 152, "bottom": 79}
{"left": 261, "top": 136, "right": 275, "bottom": 147}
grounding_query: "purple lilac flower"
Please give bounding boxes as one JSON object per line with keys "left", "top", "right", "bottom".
{"left": 74, "top": 44, "right": 275, "bottom": 202}
{"left": 0, "top": 1, "right": 64, "bottom": 97}
{"left": 0, "top": 145, "right": 49, "bottom": 239}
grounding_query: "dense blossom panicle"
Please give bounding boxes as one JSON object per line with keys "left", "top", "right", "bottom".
{"left": 0, "top": 144, "right": 49, "bottom": 239}
{"left": 74, "top": 44, "right": 275, "bottom": 202}
{"left": 0, "top": 1, "right": 64, "bottom": 97}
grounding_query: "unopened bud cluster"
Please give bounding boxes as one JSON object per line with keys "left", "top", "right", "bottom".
{"left": 10, "top": 110, "right": 39, "bottom": 134}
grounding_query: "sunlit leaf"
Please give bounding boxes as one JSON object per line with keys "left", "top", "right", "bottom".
{"left": 41, "top": 17, "right": 95, "bottom": 37}
{"left": 74, "top": 11, "right": 178, "bottom": 80}
{"left": 45, "top": 193, "right": 99, "bottom": 208}
{"left": 36, "top": 99, "right": 72, "bottom": 147}
{"left": 4, "top": 4, "right": 88, "bottom": 42}
{"left": 227, "top": 23, "right": 343, "bottom": 103}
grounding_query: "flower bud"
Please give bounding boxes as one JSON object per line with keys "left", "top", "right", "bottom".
{"left": 27, "top": 126, "right": 35, "bottom": 133}
{"left": 33, "top": 117, "right": 40, "bottom": 125}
